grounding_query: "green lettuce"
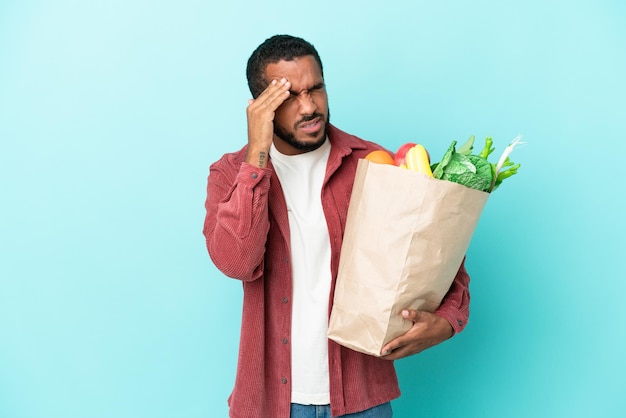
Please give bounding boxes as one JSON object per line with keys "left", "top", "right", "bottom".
{"left": 431, "top": 135, "right": 522, "bottom": 192}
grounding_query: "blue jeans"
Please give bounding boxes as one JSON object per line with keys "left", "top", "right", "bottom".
{"left": 290, "top": 402, "right": 392, "bottom": 418}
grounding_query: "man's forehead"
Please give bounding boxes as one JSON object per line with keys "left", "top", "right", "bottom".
{"left": 264, "top": 56, "right": 322, "bottom": 82}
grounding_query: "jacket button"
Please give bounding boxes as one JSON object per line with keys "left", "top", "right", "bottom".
{"left": 251, "top": 173, "right": 258, "bottom": 179}
{"left": 457, "top": 320, "right": 463, "bottom": 326}
{"left": 281, "top": 377, "right": 288, "bottom": 384}
{"left": 282, "top": 297, "right": 289, "bottom": 304}
{"left": 282, "top": 338, "right": 288, "bottom": 344}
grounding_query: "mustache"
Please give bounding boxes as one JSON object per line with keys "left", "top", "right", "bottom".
{"left": 296, "top": 113, "right": 324, "bottom": 127}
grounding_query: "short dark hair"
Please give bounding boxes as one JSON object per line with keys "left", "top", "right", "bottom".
{"left": 246, "top": 35, "right": 324, "bottom": 98}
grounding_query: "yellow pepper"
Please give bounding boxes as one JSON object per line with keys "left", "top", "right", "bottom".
{"left": 405, "top": 144, "right": 433, "bottom": 177}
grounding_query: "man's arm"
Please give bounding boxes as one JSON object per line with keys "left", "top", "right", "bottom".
{"left": 203, "top": 78, "right": 292, "bottom": 280}
{"left": 380, "top": 258, "right": 470, "bottom": 360}
{"left": 245, "top": 77, "right": 291, "bottom": 167}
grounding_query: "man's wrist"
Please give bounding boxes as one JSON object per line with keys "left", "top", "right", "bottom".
{"left": 245, "top": 147, "right": 271, "bottom": 168}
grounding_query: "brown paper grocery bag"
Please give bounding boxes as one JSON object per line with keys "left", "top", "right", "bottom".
{"left": 327, "top": 159, "right": 489, "bottom": 356}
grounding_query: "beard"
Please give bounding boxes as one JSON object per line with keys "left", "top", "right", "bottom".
{"left": 274, "top": 110, "right": 330, "bottom": 153}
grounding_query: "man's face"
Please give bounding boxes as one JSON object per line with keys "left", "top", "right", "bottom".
{"left": 264, "top": 55, "right": 329, "bottom": 155}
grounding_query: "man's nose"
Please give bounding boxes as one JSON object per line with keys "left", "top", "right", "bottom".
{"left": 297, "top": 92, "right": 317, "bottom": 114}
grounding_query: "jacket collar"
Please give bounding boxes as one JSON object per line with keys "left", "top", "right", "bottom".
{"left": 325, "top": 123, "right": 368, "bottom": 176}
{"left": 267, "top": 123, "right": 367, "bottom": 249}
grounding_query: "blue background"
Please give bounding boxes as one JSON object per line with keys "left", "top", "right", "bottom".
{"left": 1, "top": 1, "right": 625, "bottom": 417}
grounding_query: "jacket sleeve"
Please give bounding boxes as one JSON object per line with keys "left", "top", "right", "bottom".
{"left": 434, "top": 257, "right": 470, "bottom": 334}
{"left": 203, "top": 159, "right": 273, "bottom": 281}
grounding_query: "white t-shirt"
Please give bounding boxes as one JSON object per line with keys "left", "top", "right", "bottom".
{"left": 270, "top": 139, "right": 332, "bottom": 405}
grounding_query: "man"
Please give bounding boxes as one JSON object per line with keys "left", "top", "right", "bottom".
{"left": 203, "top": 34, "right": 470, "bottom": 418}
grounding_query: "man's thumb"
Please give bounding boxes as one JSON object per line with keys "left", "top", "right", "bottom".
{"left": 402, "top": 309, "right": 420, "bottom": 322}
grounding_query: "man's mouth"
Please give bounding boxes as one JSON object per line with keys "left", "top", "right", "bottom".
{"left": 298, "top": 116, "right": 323, "bottom": 134}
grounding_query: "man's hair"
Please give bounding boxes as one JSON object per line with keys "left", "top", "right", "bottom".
{"left": 246, "top": 34, "right": 324, "bottom": 98}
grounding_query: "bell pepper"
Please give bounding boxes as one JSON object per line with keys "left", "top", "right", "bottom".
{"left": 405, "top": 144, "right": 433, "bottom": 177}
{"left": 393, "top": 142, "right": 417, "bottom": 166}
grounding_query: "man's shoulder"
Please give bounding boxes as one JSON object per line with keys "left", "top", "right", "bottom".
{"left": 328, "top": 124, "right": 389, "bottom": 156}
{"left": 209, "top": 144, "right": 248, "bottom": 176}
{"left": 215, "top": 144, "right": 247, "bottom": 163}
{"left": 328, "top": 124, "right": 368, "bottom": 145}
